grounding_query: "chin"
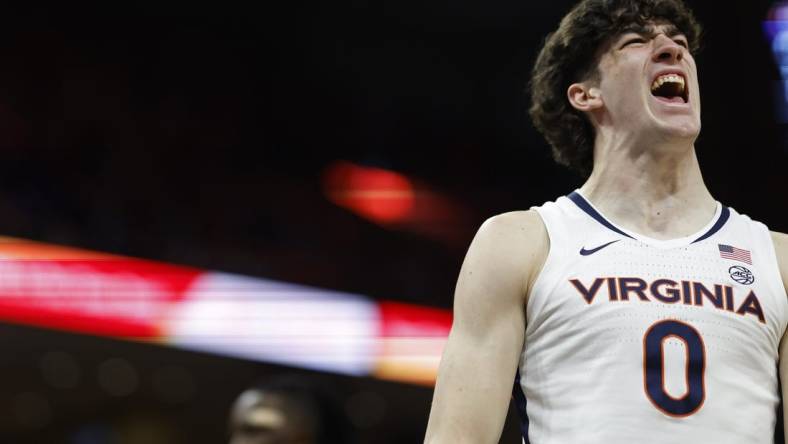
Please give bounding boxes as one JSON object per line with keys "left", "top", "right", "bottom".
{"left": 655, "top": 117, "right": 701, "bottom": 140}
{"left": 668, "top": 124, "right": 700, "bottom": 139}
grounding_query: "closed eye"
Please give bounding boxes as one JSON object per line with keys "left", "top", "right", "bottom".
{"left": 621, "top": 37, "right": 646, "bottom": 48}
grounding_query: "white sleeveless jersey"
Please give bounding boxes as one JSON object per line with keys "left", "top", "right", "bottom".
{"left": 514, "top": 191, "right": 788, "bottom": 444}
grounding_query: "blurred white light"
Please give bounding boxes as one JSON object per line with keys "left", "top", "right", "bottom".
{"left": 163, "top": 272, "right": 381, "bottom": 376}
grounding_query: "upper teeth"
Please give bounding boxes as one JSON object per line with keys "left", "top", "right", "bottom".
{"left": 651, "top": 74, "right": 685, "bottom": 92}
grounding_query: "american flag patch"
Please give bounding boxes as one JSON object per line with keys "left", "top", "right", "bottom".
{"left": 718, "top": 244, "right": 752, "bottom": 265}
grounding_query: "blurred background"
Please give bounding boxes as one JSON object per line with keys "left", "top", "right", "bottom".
{"left": 0, "top": 1, "right": 784, "bottom": 443}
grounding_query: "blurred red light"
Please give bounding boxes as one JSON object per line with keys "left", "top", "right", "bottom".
{"left": 378, "top": 301, "right": 452, "bottom": 337}
{"left": 323, "top": 161, "right": 415, "bottom": 223}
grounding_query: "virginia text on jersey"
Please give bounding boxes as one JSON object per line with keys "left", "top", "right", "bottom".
{"left": 569, "top": 276, "right": 765, "bottom": 323}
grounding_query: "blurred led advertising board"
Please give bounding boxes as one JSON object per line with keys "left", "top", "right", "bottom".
{"left": 0, "top": 237, "right": 450, "bottom": 385}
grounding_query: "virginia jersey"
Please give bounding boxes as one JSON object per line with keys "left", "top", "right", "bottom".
{"left": 514, "top": 191, "right": 788, "bottom": 443}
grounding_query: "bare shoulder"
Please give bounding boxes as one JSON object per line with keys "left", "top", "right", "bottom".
{"left": 466, "top": 210, "right": 549, "bottom": 299}
{"left": 480, "top": 210, "right": 548, "bottom": 253}
{"left": 450, "top": 209, "right": 549, "bottom": 340}
{"left": 771, "top": 231, "right": 788, "bottom": 260}
{"left": 478, "top": 210, "right": 548, "bottom": 256}
{"left": 772, "top": 231, "right": 788, "bottom": 248}
{"left": 771, "top": 231, "right": 788, "bottom": 287}
{"left": 483, "top": 209, "right": 545, "bottom": 230}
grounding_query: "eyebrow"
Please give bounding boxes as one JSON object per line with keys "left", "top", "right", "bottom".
{"left": 619, "top": 23, "right": 685, "bottom": 40}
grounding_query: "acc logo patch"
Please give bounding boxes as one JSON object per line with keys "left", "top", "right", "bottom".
{"left": 729, "top": 265, "right": 755, "bottom": 285}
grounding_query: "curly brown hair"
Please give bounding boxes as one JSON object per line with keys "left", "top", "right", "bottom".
{"left": 529, "top": 0, "right": 702, "bottom": 176}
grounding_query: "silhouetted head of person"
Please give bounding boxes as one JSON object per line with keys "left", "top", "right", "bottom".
{"left": 229, "top": 377, "right": 354, "bottom": 444}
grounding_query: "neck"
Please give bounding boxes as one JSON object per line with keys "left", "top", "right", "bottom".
{"left": 579, "top": 136, "right": 716, "bottom": 240}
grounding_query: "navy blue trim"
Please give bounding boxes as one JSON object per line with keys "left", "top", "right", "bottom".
{"left": 691, "top": 206, "right": 730, "bottom": 244}
{"left": 567, "top": 192, "right": 636, "bottom": 240}
{"left": 568, "top": 192, "right": 730, "bottom": 244}
{"left": 512, "top": 369, "right": 530, "bottom": 443}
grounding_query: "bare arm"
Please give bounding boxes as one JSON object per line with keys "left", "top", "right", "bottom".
{"left": 772, "top": 232, "right": 788, "bottom": 432}
{"left": 424, "top": 211, "right": 548, "bottom": 444}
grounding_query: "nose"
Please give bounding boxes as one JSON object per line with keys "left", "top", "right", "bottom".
{"left": 652, "top": 35, "right": 683, "bottom": 63}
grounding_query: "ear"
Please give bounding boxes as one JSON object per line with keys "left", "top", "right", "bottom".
{"left": 567, "top": 82, "right": 603, "bottom": 112}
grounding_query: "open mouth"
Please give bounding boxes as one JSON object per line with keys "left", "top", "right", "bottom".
{"left": 650, "top": 73, "right": 689, "bottom": 104}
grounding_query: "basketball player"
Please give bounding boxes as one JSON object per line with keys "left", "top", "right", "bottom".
{"left": 228, "top": 378, "right": 354, "bottom": 444}
{"left": 229, "top": 385, "right": 321, "bottom": 444}
{"left": 424, "top": 0, "right": 788, "bottom": 442}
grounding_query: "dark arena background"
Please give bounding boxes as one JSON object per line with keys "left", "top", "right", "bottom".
{"left": 0, "top": 1, "right": 783, "bottom": 443}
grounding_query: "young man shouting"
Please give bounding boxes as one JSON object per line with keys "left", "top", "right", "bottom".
{"left": 425, "top": 0, "right": 788, "bottom": 442}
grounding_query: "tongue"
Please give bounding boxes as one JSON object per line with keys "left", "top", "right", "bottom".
{"left": 654, "top": 95, "right": 684, "bottom": 104}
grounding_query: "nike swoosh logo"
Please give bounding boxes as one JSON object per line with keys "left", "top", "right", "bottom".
{"left": 579, "top": 240, "right": 620, "bottom": 256}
